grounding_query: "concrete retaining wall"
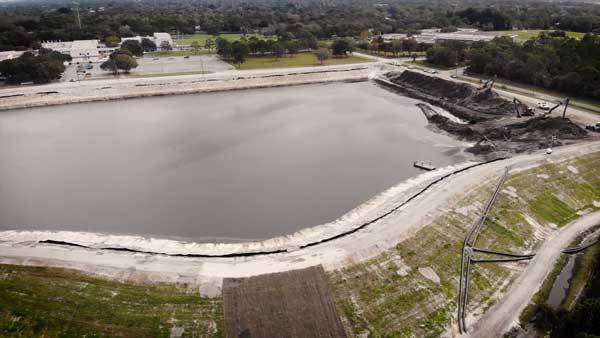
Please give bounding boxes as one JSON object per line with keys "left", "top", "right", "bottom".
{"left": 0, "top": 66, "right": 373, "bottom": 111}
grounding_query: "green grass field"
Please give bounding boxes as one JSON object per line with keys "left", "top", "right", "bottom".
{"left": 233, "top": 52, "right": 372, "bottom": 70}
{"left": 331, "top": 151, "right": 600, "bottom": 337}
{"left": 499, "top": 29, "right": 587, "bottom": 40}
{"left": 175, "top": 33, "right": 272, "bottom": 46}
{"left": 0, "top": 265, "right": 223, "bottom": 337}
{"left": 145, "top": 50, "right": 212, "bottom": 57}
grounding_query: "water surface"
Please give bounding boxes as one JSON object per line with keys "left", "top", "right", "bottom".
{"left": 0, "top": 82, "right": 470, "bottom": 241}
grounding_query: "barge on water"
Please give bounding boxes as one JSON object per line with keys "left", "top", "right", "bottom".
{"left": 414, "top": 161, "right": 436, "bottom": 171}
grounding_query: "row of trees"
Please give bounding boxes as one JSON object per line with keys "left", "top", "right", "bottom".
{"left": 2, "top": 0, "right": 600, "bottom": 51}
{"left": 0, "top": 48, "right": 69, "bottom": 84}
{"left": 356, "top": 36, "right": 425, "bottom": 57}
{"left": 215, "top": 36, "right": 352, "bottom": 67}
{"left": 456, "top": 8, "right": 512, "bottom": 31}
{"left": 466, "top": 34, "right": 600, "bottom": 99}
{"left": 424, "top": 32, "right": 600, "bottom": 99}
{"left": 425, "top": 41, "right": 468, "bottom": 67}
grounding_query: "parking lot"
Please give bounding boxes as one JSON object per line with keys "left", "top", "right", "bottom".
{"left": 61, "top": 54, "right": 234, "bottom": 82}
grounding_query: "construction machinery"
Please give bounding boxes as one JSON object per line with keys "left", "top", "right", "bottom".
{"left": 513, "top": 98, "right": 534, "bottom": 117}
{"left": 480, "top": 78, "right": 495, "bottom": 91}
{"left": 541, "top": 98, "right": 570, "bottom": 118}
{"left": 586, "top": 122, "right": 600, "bottom": 132}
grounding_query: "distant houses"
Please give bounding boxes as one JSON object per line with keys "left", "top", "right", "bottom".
{"left": 39, "top": 33, "right": 173, "bottom": 64}
{"left": 41, "top": 39, "right": 114, "bottom": 63}
{"left": 121, "top": 33, "right": 174, "bottom": 51}
{"left": 380, "top": 28, "right": 497, "bottom": 44}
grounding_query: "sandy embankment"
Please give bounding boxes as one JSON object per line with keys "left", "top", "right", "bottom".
{"left": 1, "top": 141, "right": 599, "bottom": 296}
{"left": 0, "top": 65, "right": 375, "bottom": 111}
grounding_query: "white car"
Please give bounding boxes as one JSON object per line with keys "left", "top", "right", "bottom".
{"left": 537, "top": 102, "right": 551, "bottom": 110}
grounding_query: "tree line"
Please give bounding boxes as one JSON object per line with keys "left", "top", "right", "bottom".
{"left": 0, "top": 48, "right": 69, "bottom": 84}
{"left": 467, "top": 34, "right": 600, "bottom": 99}
{"left": 424, "top": 32, "right": 600, "bottom": 99}
{"left": 356, "top": 36, "right": 427, "bottom": 58}
{"left": 1, "top": 0, "right": 600, "bottom": 51}
{"left": 215, "top": 36, "right": 352, "bottom": 67}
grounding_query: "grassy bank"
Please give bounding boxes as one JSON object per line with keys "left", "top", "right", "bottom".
{"left": 516, "top": 240, "right": 600, "bottom": 337}
{"left": 232, "top": 52, "right": 372, "bottom": 70}
{"left": 355, "top": 49, "right": 427, "bottom": 59}
{"left": 519, "top": 255, "right": 569, "bottom": 323}
{"left": 144, "top": 50, "right": 213, "bottom": 58}
{"left": 330, "top": 151, "right": 600, "bottom": 337}
{"left": 1, "top": 153, "right": 598, "bottom": 337}
{"left": 498, "top": 30, "right": 587, "bottom": 40}
{"left": 562, "top": 241, "right": 600, "bottom": 309}
{"left": 175, "top": 33, "right": 271, "bottom": 46}
{"left": 0, "top": 265, "right": 223, "bottom": 338}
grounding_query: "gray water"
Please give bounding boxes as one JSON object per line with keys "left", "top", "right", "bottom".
{"left": 548, "top": 254, "right": 579, "bottom": 309}
{"left": 0, "top": 82, "right": 470, "bottom": 241}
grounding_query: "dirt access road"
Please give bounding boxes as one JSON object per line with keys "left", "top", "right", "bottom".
{"left": 431, "top": 67, "right": 600, "bottom": 128}
{"left": 463, "top": 211, "right": 600, "bottom": 337}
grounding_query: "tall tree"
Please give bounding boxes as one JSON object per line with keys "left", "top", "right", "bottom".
{"left": 331, "top": 39, "right": 353, "bottom": 56}
{"left": 100, "top": 50, "right": 138, "bottom": 75}
{"left": 141, "top": 38, "right": 157, "bottom": 52}
{"left": 160, "top": 41, "right": 172, "bottom": 51}
{"left": 120, "top": 40, "right": 143, "bottom": 56}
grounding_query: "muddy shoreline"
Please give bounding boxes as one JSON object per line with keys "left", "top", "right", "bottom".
{"left": 377, "top": 71, "right": 589, "bottom": 156}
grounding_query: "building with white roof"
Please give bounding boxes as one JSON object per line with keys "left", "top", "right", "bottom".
{"left": 41, "top": 39, "right": 101, "bottom": 63}
{"left": 0, "top": 50, "right": 25, "bottom": 62}
{"left": 381, "top": 28, "right": 497, "bottom": 44}
{"left": 121, "top": 32, "right": 173, "bottom": 51}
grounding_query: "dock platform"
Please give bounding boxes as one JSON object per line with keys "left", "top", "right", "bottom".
{"left": 414, "top": 161, "right": 436, "bottom": 171}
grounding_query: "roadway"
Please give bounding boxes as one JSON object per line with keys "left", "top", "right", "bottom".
{"left": 464, "top": 211, "right": 600, "bottom": 337}
{"left": 354, "top": 50, "right": 599, "bottom": 127}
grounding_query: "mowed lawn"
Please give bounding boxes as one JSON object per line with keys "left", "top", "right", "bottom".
{"left": 176, "top": 33, "right": 273, "bottom": 46}
{"left": 234, "top": 52, "right": 373, "bottom": 70}
{"left": 499, "top": 29, "right": 587, "bottom": 40}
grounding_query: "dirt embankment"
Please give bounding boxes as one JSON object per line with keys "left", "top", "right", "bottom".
{"left": 381, "top": 71, "right": 588, "bottom": 156}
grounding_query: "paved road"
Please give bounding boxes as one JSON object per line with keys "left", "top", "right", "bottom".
{"left": 464, "top": 211, "right": 600, "bottom": 337}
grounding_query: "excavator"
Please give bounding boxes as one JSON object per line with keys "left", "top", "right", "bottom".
{"left": 480, "top": 78, "right": 495, "bottom": 92}
{"left": 513, "top": 98, "right": 534, "bottom": 117}
{"left": 539, "top": 98, "right": 570, "bottom": 118}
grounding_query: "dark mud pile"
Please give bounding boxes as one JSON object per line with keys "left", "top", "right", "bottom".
{"left": 380, "top": 71, "right": 588, "bottom": 156}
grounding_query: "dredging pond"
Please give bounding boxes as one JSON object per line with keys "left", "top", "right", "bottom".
{"left": 0, "top": 81, "right": 472, "bottom": 242}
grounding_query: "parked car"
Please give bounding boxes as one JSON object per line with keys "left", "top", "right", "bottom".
{"left": 585, "top": 122, "right": 600, "bottom": 132}
{"left": 537, "top": 101, "right": 551, "bottom": 110}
